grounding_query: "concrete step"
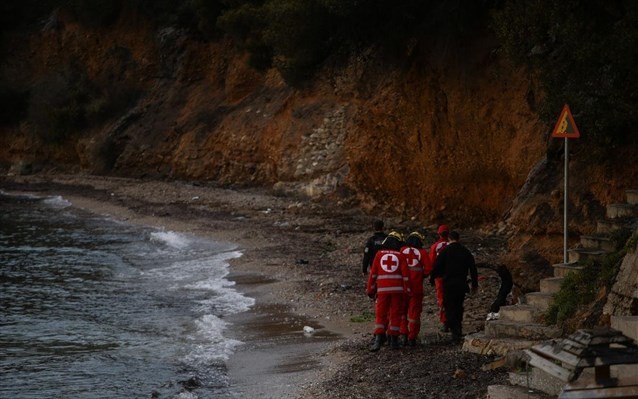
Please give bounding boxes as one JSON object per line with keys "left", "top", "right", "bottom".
{"left": 568, "top": 247, "right": 611, "bottom": 263}
{"left": 524, "top": 292, "right": 554, "bottom": 310}
{"left": 607, "top": 203, "right": 638, "bottom": 218}
{"left": 484, "top": 320, "right": 562, "bottom": 340}
{"left": 463, "top": 331, "right": 539, "bottom": 356}
{"left": 611, "top": 315, "right": 638, "bottom": 342}
{"left": 487, "top": 384, "right": 551, "bottom": 399}
{"left": 627, "top": 189, "right": 638, "bottom": 205}
{"left": 509, "top": 368, "right": 565, "bottom": 397}
{"left": 553, "top": 263, "right": 583, "bottom": 278}
{"left": 540, "top": 276, "right": 564, "bottom": 294}
{"left": 580, "top": 234, "right": 617, "bottom": 252}
{"left": 596, "top": 219, "right": 627, "bottom": 234}
{"left": 500, "top": 304, "right": 542, "bottom": 323}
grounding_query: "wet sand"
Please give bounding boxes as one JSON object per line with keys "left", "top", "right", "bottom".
{"left": 1, "top": 174, "right": 510, "bottom": 398}
{"left": 0, "top": 174, "right": 368, "bottom": 398}
{"left": 225, "top": 272, "right": 343, "bottom": 398}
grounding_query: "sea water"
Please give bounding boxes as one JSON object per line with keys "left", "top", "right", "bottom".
{"left": 0, "top": 192, "right": 254, "bottom": 398}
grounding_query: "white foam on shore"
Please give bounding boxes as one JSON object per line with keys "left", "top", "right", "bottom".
{"left": 1, "top": 190, "right": 53, "bottom": 201}
{"left": 186, "top": 314, "right": 244, "bottom": 363}
{"left": 141, "top": 231, "right": 253, "bottom": 362}
{"left": 42, "top": 195, "right": 72, "bottom": 208}
{"left": 149, "top": 230, "right": 192, "bottom": 249}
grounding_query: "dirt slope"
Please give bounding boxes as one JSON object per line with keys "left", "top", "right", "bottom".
{"left": 1, "top": 10, "right": 637, "bottom": 283}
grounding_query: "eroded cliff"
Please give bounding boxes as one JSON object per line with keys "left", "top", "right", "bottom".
{"left": 1, "top": 11, "right": 637, "bottom": 284}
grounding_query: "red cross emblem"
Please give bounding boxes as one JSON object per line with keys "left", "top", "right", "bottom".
{"left": 402, "top": 247, "right": 420, "bottom": 267}
{"left": 380, "top": 254, "right": 399, "bottom": 273}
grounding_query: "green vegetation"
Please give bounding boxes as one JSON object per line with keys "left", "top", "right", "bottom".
{"left": 492, "top": 0, "right": 638, "bottom": 145}
{"left": 23, "top": 65, "right": 140, "bottom": 143}
{"left": 2, "top": 0, "right": 637, "bottom": 142}
{"left": 546, "top": 249, "right": 626, "bottom": 330}
{"left": 350, "top": 311, "right": 374, "bottom": 323}
{"left": 218, "top": 0, "right": 492, "bottom": 84}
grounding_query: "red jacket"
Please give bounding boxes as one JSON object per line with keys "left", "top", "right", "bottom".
{"left": 400, "top": 246, "right": 432, "bottom": 296}
{"left": 367, "top": 249, "right": 409, "bottom": 296}
{"left": 429, "top": 238, "right": 449, "bottom": 265}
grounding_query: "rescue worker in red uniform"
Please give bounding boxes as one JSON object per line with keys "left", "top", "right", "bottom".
{"left": 429, "top": 224, "right": 450, "bottom": 331}
{"left": 367, "top": 231, "right": 410, "bottom": 351}
{"left": 399, "top": 231, "right": 432, "bottom": 346}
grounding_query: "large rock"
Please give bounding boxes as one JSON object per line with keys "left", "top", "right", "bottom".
{"left": 603, "top": 246, "right": 638, "bottom": 317}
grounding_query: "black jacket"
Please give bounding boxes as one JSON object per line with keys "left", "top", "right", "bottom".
{"left": 362, "top": 232, "right": 387, "bottom": 274}
{"left": 430, "top": 242, "right": 478, "bottom": 291}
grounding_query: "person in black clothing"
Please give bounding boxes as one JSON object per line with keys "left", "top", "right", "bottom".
{"left": 486, "top": 264, "right": 513, "bottom": 320}
{"left": 362, "top": 219, "right": 387, "bottom": 275}
{"left": 429, "top": 231, "right": 478, "bottom": 343}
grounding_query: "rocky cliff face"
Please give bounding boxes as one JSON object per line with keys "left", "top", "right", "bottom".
{"left": 604, "top": 246, "right": 638, "bottom": 316}
{"left": 2, "top": 12, "right": 637, "bottom": 280}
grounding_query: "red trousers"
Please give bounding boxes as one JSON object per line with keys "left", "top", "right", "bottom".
{"left": 435, "top": 277, "right": 447, "bottom": 324}
{"left": 374, "top": 293, "right": 404, "bottom": 336}
{"left": 400, "top": 294, "right": 423, "bottom": 340}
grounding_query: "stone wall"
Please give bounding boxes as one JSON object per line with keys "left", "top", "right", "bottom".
{"left": 604, "top": 242, "right": 638, "bottom": 316}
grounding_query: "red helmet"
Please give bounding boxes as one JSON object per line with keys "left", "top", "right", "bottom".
{"left": 437, "top": 225, "right": 450, "bottom": 235}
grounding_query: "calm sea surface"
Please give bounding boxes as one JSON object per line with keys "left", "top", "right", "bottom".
{"left": 0, "top": 192, "right": 254, "bottom": 398}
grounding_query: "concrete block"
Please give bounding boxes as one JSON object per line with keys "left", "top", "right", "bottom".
{"left": 596, "top": 220, "right": 627, "bottom": 234}
{"left": 524, "top": 292, "right": 555, "bottom": 310}
{"left": 484, "top": 320, "right": 562, "bottom": 340}
{"left": 568, "top": 248, "right": 610, "bottom": 263}
{"left": 510, "top": 368, "right": 565, "bottom": 396}
{"left": 580, "top": 235, "right": 617, "bottom": 252}
{"left": 540, "top": 277, "right": 564, "bottom": 294}
{"left": 611, "top": 315, "right": 638, "bottom": 342}
{"left": 627, "top": 189, "right": 638, "bottom": 205}
{"left": 607, "top": 203, "right": 638, "bottom": 218}
{"left": 500, "top": 305, "right": 542, "bottom": 323}
{"left": 553, "top": 263, "right": 583, "bottom": 278}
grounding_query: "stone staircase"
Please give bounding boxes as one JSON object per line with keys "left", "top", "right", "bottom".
{"left": 468, "top": 189, "right": 638, "bottom": 398}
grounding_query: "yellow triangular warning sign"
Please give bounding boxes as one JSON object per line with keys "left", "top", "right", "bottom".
{"left": 551, "top": 104, "right": 580, "bottom": 138}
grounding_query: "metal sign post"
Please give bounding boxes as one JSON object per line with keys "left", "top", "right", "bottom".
{"left": 551, "top": 104, "right": 580, "bottom": 264}
{"left": 563, "top": 137, "right": 569, "bottom": 263}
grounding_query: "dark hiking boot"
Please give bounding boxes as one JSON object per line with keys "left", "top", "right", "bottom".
{"left": 407, "top": 339, "right": 417, "bottom": 347}
{"left": 369, "top": 334, "right": 385, "bottom": 352}
{"left": 399, "top": 334, "right": 408, "bottom": 347}
{"left": 390, "top": 335, "right": 400, "bottom": 349}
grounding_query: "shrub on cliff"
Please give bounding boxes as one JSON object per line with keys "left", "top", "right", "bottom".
{"left": 24, "top": 65, "right": 140, "bottom": 143}
{"left": 217, "top": 0, "right": 492, "bottom": 84}
{"left": 545, "top": 228, "right": 630, "bottom": 332}
{"left": 218, "top": 0, "right": 334, "bottom": 84}
{"left": 492, "top": 0, "right": 638, "bottom": 145}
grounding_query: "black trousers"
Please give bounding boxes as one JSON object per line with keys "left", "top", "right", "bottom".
{"left": 489, "top": 286, "right": 509, "bottom": 313}
{"left": 443, "top": 282, "right": 467, "bottom": 340}
{"left": 489, "top": 279, "right": 513, "bottom": 313}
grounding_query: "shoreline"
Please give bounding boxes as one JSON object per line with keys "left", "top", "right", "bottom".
{"left": 1, "top": 174, "right": 363, "bottom": 398}
{"left": 1, "top": 173, "right": 511, "bottom": 398}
